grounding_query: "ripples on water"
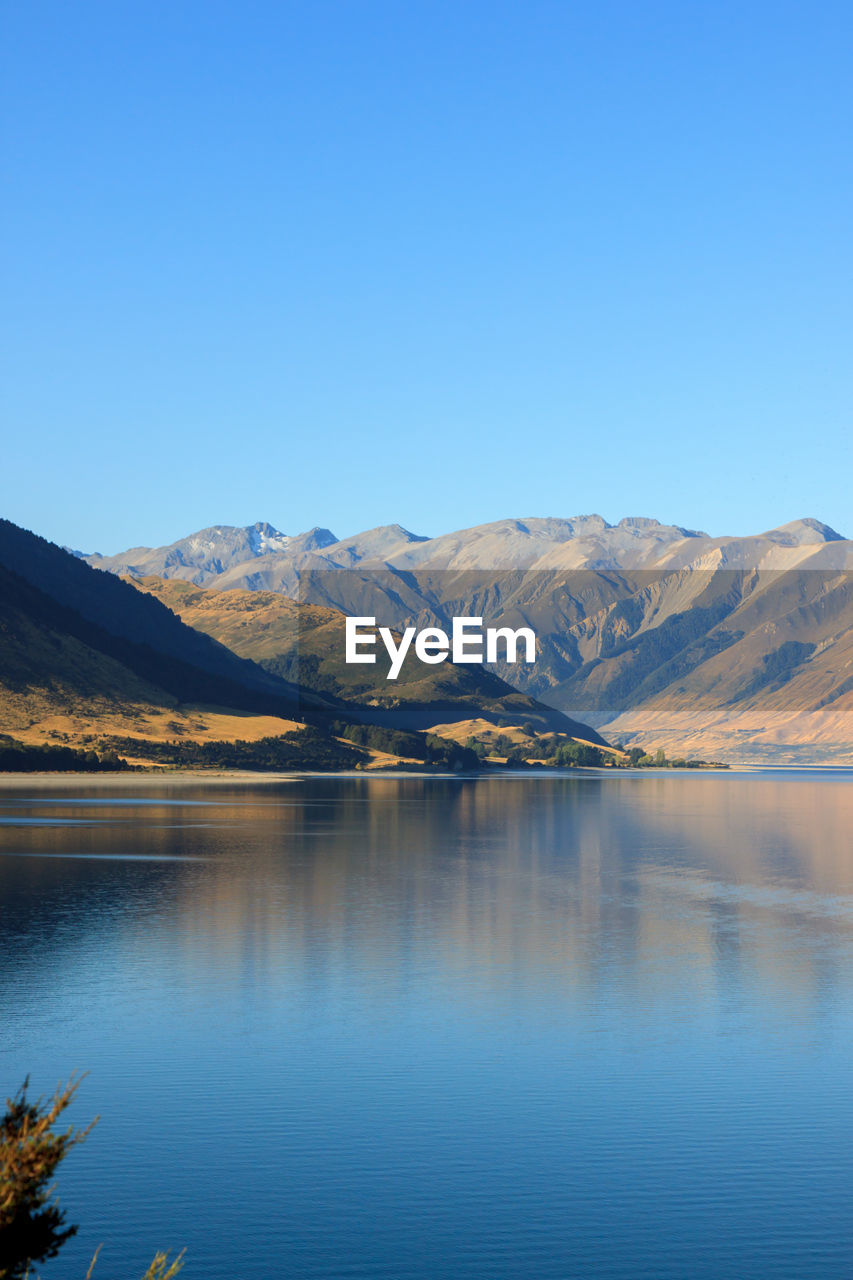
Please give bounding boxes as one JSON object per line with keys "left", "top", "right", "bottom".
{"left": 1, "top": 772, "right": 852, "bottom": 1280}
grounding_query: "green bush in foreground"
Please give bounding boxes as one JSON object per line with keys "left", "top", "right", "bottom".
{"left": 0, "top": 1077, "right": 182, "bottom": 1279}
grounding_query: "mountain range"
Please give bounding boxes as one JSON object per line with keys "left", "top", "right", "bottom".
{"left": 80, "top": 515, "right": 853, "bottom": 763}
{"left": 79, "top": 514, "right": 848, "bottom": 582}
{"left": 1, "top": 518, "right": 597, "bottom": 765}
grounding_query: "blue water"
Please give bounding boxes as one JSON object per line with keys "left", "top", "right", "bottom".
{"left": 2, "top": 772, "right": 853, "bottom": 1279}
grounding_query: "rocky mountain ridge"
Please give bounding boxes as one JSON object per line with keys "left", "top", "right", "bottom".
{"left": 82, "top": 515, "right": 849, "bottom": 587}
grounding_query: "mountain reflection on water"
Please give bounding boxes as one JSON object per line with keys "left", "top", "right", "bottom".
{"left": 1, "top": 772, "right": 852, "bottom": 1280}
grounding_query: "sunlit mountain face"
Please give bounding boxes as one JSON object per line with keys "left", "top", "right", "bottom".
{"left": 86, "top": 515, "right": 853, "bottom": 764}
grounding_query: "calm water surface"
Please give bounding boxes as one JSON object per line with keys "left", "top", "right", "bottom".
{"left": 2, "top": 771, "right": 853, "bottom": 1279}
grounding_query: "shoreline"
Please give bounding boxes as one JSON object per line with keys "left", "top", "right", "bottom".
{"left": 0, "top": 763, "right": 851, "bottom": 787}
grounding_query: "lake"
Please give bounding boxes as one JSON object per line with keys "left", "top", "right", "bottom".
{"left": 2, "top": 771, "right": 853, "bottom": 1279}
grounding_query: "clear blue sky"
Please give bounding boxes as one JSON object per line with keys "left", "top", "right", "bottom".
{"left": 2, "top": 0, "right": 851, "bottom": 551}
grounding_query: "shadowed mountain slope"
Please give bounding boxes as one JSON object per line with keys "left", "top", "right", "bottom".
{"left": 0, "top": 519, "right": 304, "bottom": 702}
